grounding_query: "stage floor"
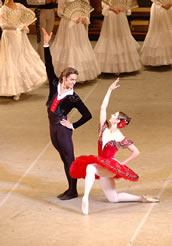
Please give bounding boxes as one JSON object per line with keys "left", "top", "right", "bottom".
{"left": 0, "top": 36, "right": 172, "bottom": 246}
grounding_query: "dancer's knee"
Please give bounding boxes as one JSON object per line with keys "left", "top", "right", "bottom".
{"left": 86, "top": 164, "right": 97, "bottom": 176}
{"left": 104, "top": 190, "right": 119, "bottom": 203}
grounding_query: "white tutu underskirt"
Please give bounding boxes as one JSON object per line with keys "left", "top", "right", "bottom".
{"left": 141, "top": 3, "right": 172, "bottom": 66}
{"left": 50, "top": 18, "right": 101, "bottom": 82}
{"left": 0, "top": 30, "right": 47, "bottom": 96}
{"left": 94, "top": 12, "right": 141, "bottom": 73}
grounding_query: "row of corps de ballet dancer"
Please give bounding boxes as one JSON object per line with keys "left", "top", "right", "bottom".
{"left": 70, "top": 78, "right": 159, "bottom": 215}
{"left": 25, "top": 0, "right": 141, "bottom": 81}
{"left": 26, "top": 0, "right": 140, "bottom": 81}
{"left": 94, "top": 0, "right": 172, "bottom": 72}
{"left": 0, "top": 0, "right": 47, "bottom": 100}
{"left": 28, "top": 0, "right": 172, "bottom": 82}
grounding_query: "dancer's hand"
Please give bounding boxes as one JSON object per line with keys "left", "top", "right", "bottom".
{"left": 162, "top": 4, "right": 172, "bottom": 10}
{"left": 21, "top": 26, "right": 27, "bottom": 31}
{"left": 60, "top": 119, "right": 73, "bottom": 129}
{"left": 76, "top": 17, "right": 81, "bottom": 24}
{"left": 81, "top": 17, "right": 87, "bottom": 24}
{"left": 110, "top": 8, "right": 121, "bottom": 14}
{"left": 42, "top": 27, "right": 53, "bottom": 45}
{"left": 109, "top": 78, "right": 120, "bottom": 91}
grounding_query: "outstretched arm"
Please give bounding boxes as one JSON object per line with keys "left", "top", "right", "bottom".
{"left": 100, "top": 78, "right": 120, "bottom": 129}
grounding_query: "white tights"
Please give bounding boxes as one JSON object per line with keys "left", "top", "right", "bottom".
{"left": 82, "top": 164, "right": 141, "bottom": 215}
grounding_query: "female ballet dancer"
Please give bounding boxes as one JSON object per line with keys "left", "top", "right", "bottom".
{"left": 50, "top": 0, "right": 101, "bottom": 82}
{"left": 94, "top": 0, "right": 141, "bottom": 74}
{"left": 70, "top": 78, "right": 159, "bottom": 215}
{"left": 0, "top": 0, "right": 47, "bottom": 100}
{"left": 141, "top": 0, "right": 172, "bottom": 66}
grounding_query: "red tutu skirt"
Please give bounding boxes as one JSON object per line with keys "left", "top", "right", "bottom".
{"left": 70, "top": 155, "right": 139, "bottom": 182}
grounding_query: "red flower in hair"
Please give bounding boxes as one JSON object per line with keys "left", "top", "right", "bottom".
{"left": 117, "top": 120, "right": 126, "bottom": 128}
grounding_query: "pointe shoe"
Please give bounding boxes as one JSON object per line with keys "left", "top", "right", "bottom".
{"left": 82, "top": 197, "right": 89, "bottom": 215}
{"left": 141, "top": 195, "right": 159, "bottom": 203}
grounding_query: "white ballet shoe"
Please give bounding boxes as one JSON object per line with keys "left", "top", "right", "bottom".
{"left": 141, "top": 195, "right": 159, "bottom": 203}
{"left": 13, "top": 94, "right": 20, "bottom": 101}
{"left": 82, "top": 196, "right": 89, "bottom": 215}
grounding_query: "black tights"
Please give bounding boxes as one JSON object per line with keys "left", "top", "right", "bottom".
{"left": 50, "top": 123, "right": 77, "bottom": 194}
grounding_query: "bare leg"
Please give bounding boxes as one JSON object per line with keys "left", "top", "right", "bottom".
{"left": 82, "top": 165, "right": 97, "bottom": 215}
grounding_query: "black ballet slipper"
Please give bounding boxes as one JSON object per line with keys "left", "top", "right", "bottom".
{"left": 59, "top": 192, "right": 78, "bottom": 200}
{"left": 57, "top": 189, "right": 69, "bottom": 199}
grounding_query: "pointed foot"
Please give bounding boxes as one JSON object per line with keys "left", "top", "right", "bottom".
{"left": 82, "top": 196, "right": 89, "bottom": 215}
{"left": 141, "top": 195, "right": 159, "bottom": 203}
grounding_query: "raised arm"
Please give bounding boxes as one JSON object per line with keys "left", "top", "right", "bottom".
{"left": 42, "top": 27, "right": 57, "bottom": 84}
{"left": 100, "top": 78, "right": 120, "bottom": 129}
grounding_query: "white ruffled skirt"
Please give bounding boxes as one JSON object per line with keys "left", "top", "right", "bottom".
{"left": 0, "top": 29, "right": 47, "bottom": 97}
{"left": 141, "top": 3, "right": 172, "bottom": 66}
{"left": 50, "top": 18, "right": 101, "bottom": 83}
{"left": 94, "top": 11, "right": 141, "bottom": 73}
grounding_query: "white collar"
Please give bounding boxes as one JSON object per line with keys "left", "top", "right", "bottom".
{"left": 58, "top": 83, "right": 74, "bottom": 100}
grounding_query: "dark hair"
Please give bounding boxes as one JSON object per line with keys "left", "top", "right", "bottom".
{"left": 118, "top": 112, "right": 131, "bottom": 125}
{"left": 59, "top": 67, "right": 79, "bottom": 83}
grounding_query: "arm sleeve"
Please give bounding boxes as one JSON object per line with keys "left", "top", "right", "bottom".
{"left": 57, "top": 0, "right": 65, "bottom": 17}
{"left": 26, "top": 0, "right": 46, "bottom": 5}
{"left": 102, "top": 2, "right": 110, "bottom": 16}
{"left": 120, "top": 137, "right": 134, "bottom": 149}
{"left": 72, "top": 99, "right": 92, "bottom": 129}
{"left": 151, "top": 0, "right": 162, "bottom": 6}
{"left": 44, "top": 46, "right": 57, "bottom": 85}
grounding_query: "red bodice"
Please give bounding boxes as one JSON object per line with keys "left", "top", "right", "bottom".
{"left": 98, "top": 140, "right": 118, "bottom": 159}
{"left": 98, "top": 121, "right": 133, "bottom": 159}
